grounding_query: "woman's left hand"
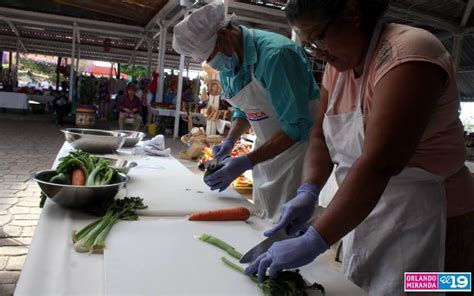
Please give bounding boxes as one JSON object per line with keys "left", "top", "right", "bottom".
{"left": 204, "top": 156, "right": 253, "bottom": 192}
{"left": 244, "top": 226, "right": 329, "bottom": 282}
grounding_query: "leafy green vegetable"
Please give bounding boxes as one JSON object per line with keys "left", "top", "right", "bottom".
{"left": 52, "top": 150, "right": 118, "bottom": 186}
{"left": 203, "top": 158, "right": 224, "bottom": 178}
{"left": 198, "top": 234, "right": 325, "bottom": 296}
{"left": 73, "top": 197, "right": 147, "bottom": 253}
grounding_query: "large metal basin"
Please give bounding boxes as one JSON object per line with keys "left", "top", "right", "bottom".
{"left": 61, "top": 128, "right": 126, "bottom": 154}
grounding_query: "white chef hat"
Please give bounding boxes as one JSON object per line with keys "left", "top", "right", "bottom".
{"left": 172, "top": 1, "right": 235, "bottom": 61}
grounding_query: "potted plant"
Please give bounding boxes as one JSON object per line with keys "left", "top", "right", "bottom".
{"left": 76, "top": 76, "right": 98, "bottom": 127}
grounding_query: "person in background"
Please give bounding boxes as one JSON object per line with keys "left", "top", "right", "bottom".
{"left": 118, "top": 83, "right": 142, "bottom": 131}
{"left": 140, "top": 88, "right": 149, "bottom": 125}
{"left": 173, "top": 1, "right": 320, "bottom": 221}
{"left": 182, "top": 79, "right": 195, "bottom": 112}
{"left": 98, "top": 80, "right": 111, "bottom": 120}
{"left": 52, "top": 91, "right": 71, "bottom": 125}
{"left": 247, "top": 0, "right": 474, "bottom": 295}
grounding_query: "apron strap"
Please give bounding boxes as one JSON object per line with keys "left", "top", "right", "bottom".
{"left": 357, "top": 21, "right": 384, "bottom": 107}
{"left": 327, "top": 72, "right": 345, "bottom": 113}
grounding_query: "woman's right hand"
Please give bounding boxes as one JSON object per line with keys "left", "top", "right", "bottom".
{"left": 264, "top": 183, "right": 321, "bottom": 237}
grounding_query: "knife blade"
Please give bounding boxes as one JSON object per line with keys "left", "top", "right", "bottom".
{"left": 239, "top": 226, "right": 296, "bottom": 264}
{"left": 239, "top": 220, "right": 314, "bottom": 264}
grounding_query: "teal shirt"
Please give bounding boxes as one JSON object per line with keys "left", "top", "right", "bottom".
{"left": 221, "top": 26, "right": 320, "bottom": 142}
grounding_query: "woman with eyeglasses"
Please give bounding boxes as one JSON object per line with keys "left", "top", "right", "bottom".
{"left": 246, "top": 0, "right": 474, "bottom": 294}
{"left": 172, "top": 2, "right": 320, "bottom": 221}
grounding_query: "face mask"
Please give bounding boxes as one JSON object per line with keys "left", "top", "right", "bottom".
{"left": 208, "top": 52, "right": 240, "bottom": 72}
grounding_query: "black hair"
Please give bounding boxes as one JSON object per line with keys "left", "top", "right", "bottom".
{"left": 285, "top": 0, "right": 389, "bottom": 34}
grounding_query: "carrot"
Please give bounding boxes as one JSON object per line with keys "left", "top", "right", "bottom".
{"left": 189, "top": 207, "right": 251, "bottom": 221}
{"left": 71, "top": 168, "right": 86, "bottom": 186}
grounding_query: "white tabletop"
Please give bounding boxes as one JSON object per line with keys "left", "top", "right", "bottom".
{"left": 27, "top": 94, "right": 55, "bottom": 105}
{"left": 0, "top": 92, "right": 28, "bottom": 110}
{"left": 15, "top": 142, "right": 367, "bottom": 296}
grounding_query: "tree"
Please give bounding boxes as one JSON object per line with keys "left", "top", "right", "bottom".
{"left": 119, "top": 64, "right": 147, "bottom": 80}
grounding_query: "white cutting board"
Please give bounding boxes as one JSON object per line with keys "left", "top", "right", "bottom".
{"left": 127, "top": 174, "right": 255, "bottom": 216}
{"left": 104, "top": 220, "right": 265, "bottom": 296}
{"left": 104, "top": 220, "right": 366, "bottom": 296}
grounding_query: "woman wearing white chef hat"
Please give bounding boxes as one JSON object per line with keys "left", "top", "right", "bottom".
{"left": 173, "top": 1, "right": 320, "bottom": 222}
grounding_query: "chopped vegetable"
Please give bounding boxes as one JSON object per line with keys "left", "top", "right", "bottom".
{"left": 71, "top": 168, "right": 86, "bottom": 185}
{"left": 198, "top": 234, "right": 325, "bottom": 296}
{"left": 72, "top": 197, "right": 147, "bottom": 253}
{"left": 203, "top": 157, "right": 225, "bottom": 178}
{"left": 198, "top": 233, "right": 242, "bottom": 260}
{"left": 189, "top": 207, "right": 251, "bottom": 221}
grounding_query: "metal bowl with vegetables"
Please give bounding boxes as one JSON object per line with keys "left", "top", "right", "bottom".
{"left": 58, "top": 156, "right": 137, "bottom": 175}
{"left": 33, "top": 151, "right": 129, "bottom": 208}
{"left": 61, "top": 128, "right": 126, "bottom": 154}
{"left": 114, "top": 130, "right": 145, "bottom": 148}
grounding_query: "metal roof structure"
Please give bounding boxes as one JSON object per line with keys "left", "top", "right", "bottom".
{"left": 0, "top": 0, "right": 473, "bottom": 100}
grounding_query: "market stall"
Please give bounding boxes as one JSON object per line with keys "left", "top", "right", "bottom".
{"left": 0, "top": 92, "right": 28, "bottom": 110}
{"left": 15, "top": 141, "right": 367, "bottom": 296}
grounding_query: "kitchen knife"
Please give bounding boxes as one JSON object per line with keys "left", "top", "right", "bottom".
{"left": 239, "top": 222, "right": 309, "bottom": 264}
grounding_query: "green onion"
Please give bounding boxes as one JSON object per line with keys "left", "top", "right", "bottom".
{"left": 198, "top": 233, "right": 243, "bottom": 260}
{"left": 72, "top": 197, "right": 147, "bottom": 253}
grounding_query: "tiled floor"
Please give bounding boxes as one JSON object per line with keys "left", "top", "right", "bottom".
{"left": 0, "top": 112, "right": 65, "bottom": 295}
{"left": 0, "top": 111, "right": 341, "bottom": 295}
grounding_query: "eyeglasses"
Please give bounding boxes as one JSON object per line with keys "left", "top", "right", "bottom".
{"left": 302, "top": 20, "right": 334, "bottom": 54}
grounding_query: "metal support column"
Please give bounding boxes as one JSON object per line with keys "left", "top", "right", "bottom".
{"left": 14, "top": 42, "right": 19, "bottom": 87}
{"left": 69, "top": 23, "right": 77, "bottom": 102}
{"left": 8, "top": 51, "right": 12, "bottom": 74}
{"left": 156, "top": 23, "right": 168, "bottom": 103}
{"left": 76, "top": 48, "right": 81, "bottom": 76}
{"left": 56, "top": 56, "right": 61, "bottom": 90}
{"left": 174, "top": 54, "right": 185, "bottom": 138}
{"left": 146, "top": 39, "right": 153, "bottom": 79}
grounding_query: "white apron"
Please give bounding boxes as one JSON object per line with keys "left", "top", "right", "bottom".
{"left": 224, "top": 36, "right": 308, "bottom": 221}
{"left": 322, "top": 22, "right": 447, "bottom": 295}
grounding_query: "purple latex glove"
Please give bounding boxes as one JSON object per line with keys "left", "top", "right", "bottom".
{"left": 204, "top": 156, "right": 253, "bottom": 192}
{"left": 244, "top": 226, "right": 329, "bottom": 282}
{"left": 264, "top": 183, "right": 321, "bottom": 237}
{"left": 212, "top": 138, "right": 235, "bottom": 158}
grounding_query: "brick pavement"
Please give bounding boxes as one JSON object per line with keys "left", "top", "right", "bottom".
{"left": 0, "top": 113, "right": 64, "bottom": 295}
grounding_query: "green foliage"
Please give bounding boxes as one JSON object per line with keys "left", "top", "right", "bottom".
{"left": 462, "top": 116, "right": 474, "bottom": 132}
{"left": 19, "top": 57, "right": 57, "bottom": 83}
{"left": 79, "top": 76, "right": 98, "bottom": 105}
{"left": 120, "top": 64, "right": 147, "bottom": 80}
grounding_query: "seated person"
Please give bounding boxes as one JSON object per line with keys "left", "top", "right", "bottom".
{"left": 118, "top": 83, "right": 142, "bottom": 131}
{"left": 52, "top": 91, "right": 71, "bottom": 125}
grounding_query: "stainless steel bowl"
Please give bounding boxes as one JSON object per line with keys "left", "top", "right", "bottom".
{"left": 33, "top": 170, "right": 129, "bottom": 208}
{"left": 100, "top": 157, "right": 137, "bottom": 175}
{"left": 61, "top": 128, "right": 126, "bottom": 154}
{"left": 114, "top": 130, "right": 146, "bottom": 147}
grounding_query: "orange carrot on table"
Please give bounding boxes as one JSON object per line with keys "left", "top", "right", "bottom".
{"left": 189, "top": 207, "right": 251, "bottom": 221}
{"left": 71, "top": 168, "right": 86, "bottom": 185}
